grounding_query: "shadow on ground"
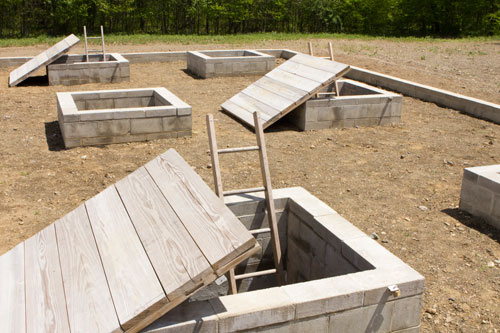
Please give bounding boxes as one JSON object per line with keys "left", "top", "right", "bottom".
{"left": 16, "top": 75, "right": 49, "bottom": 87}
{"left": 442, "top": 208, "right": 500, "bottom": 243}
{"left": 44, "top": 121, "right": 65, "bottom": 151}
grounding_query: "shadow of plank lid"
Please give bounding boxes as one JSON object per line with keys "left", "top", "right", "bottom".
{"left": 8, "top": 34, "right": 80, "bottom": 87}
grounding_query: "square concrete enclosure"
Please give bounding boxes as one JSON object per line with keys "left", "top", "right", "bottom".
{"left": 187, "top": 50, "right": 275, "bottom": 78}
{"left": 460, "top": 165, "right": 500, "bottom": 229}
{"left": 143, "top": 187, "right": 425, "bottom": 333}
{"left": 47, "top": 53, "right": 129, "bottom": 86}
{"left": 57, "top": 87, "right": 192, "bottom": 148}
{"left": 287, "top": 79, "right": 402, "bottom": 131}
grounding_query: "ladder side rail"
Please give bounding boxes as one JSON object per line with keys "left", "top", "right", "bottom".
{"left": 253, "top": 111, "right": 285, "bottom": 285}
{"left": 206, "top": 114, "right": 237, "bottom": 295}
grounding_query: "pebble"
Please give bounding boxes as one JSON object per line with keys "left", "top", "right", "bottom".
{"left": 206, "top": 164, "right": 211, "bottom": 169}
{"left": 81, "top": 155, "right": 87, "bottom": 160}
{"left": 404, "top": 217, "right": 411, "bottom": 222}
{"left": 494, "top": 259, "right": 500, "bottom": 264}
{"left": 487, "top": 261, "right": 495, "bottom": 268}
{"left": 327, "top": 137, "right": 333, "bottom": 141}
{"left": 382, "top": 239, "right": 389, "bottom": 243}
{"left": 426, "top": 308, "right": 437, "bottom": 315}
{"left": 418, "top": 205, "right": 428, "bottom": 211}
{"left": 371, "top": 232, "right": 379, "bottom": 240}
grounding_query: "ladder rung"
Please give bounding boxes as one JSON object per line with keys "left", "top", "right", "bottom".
{"left": 223, "top": 187, "right": 265, "bottom": 196}
{"left": 218, "top": 146, "right": 259, "bottom": 154}
{"left": 86, "top": 37, "right": 102, "bottom": 39}
{"left": 87, "top": 50, "right": 103, "bottom": 53}
{"left": 235, "top": 269, "right": 277, "bottom": 280}
{"left": 250, "top": 228, "right": 271, "bottom": 235}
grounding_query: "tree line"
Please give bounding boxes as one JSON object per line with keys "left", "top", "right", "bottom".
{"left": 0, "top": 0, "right": 499, "bottom": 38}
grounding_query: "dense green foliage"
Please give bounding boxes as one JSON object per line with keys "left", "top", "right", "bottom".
{"left": 1, "top": 0, "right": 499, "bottom": 38}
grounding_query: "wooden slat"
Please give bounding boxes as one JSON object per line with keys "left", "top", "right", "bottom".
{"left": 207, "top": 114, "right": 224, "bottom": 197}
{"left": 85, "top": 185, "right": 167, "bottom": 331}
{"left": 158, "top": 149, "right": 255, "bottom": 257}
{"left": 265, "top": 68, "right": 321, "bottom": 92}
{"left": 25, "top": 224, "right": 70, "bottom": 333}
{"left": 253, "top": 76, "right": 308, "bottom": 102}
{"left": 241, "top": 84, "right": 295, "bottom": 111}
{"left": 221, "top": 99, "right": 257, "bottom": 127}
{"left": 230, "top": 93, "right": 277, "bottom": 120}
{"left": 145, "top": 156, "right": 236, "bottom": 268}
{"left": 115, "top": 167, "right": 212, "bottom": 298}
{"left": 278, "top": 60, "right": 335, "bottom": 83}
{"left": 289, "top": 53, "right": 349, "bottom": 75}
{"left": 0, "top": 243, "right": 25, "bottom": 333}
{"left": 55, "top": 204, "right": 122, "bottom": 333}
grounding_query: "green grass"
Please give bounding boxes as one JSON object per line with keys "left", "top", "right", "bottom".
{"left": 0, "top": 32, "right": 499, "bottom": 47}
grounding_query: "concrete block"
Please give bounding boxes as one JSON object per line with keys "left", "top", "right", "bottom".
{"left": 63, "top": 122, "right": 98, "bottom": 138}
{"left": 391, "top": 295, "right": 422, "bottom": 331}
{"left": 324, "top": 244, "right": 358, "bottom": 277}
{"left": 314, "top": 214, "right": 367, "bottom": 251}
{"left": 97, "top": 119, "right": 130, "bottom": 136}
{"left": 282, "top": 275, "right": 363, "bottom": 319}
{"left": 163, "top": 115, "right": 192, "bottom": 131}
{"left": 131, "top": 118, "right": 163, "bottom": 134}
{"left": 287, "top": 240, "right": 311, "bottom": 280}
{"left": 459, "top": 178, "right": 494, "bottom": 214}
{"left": 210, "top": 287, "right": 294, "bottom": 332}
{"left": 329, "top": 301, "right": 394, "bottom": 333}
{"left": 350, "top": 266, "right": 425, "bottom": 306}
{"left": 288, "top": 196, "right": 338, "bottom": 224}
{"left": 81, "top": 136, "right": 115, "bottom": 146}
{"left": 341, "top": 236, "right": 403, "bottom": 270}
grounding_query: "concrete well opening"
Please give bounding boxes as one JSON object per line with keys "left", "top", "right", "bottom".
{"left": 47, "top": 53, "right": 130, "bottom": 86}
{"left": 56, "top": 87, "right": 192, "bottom": 148}
{"left": 143, "top": 187, "right": 425, "bottom": 333}
{"left": 286, "top": 79, "right": 403, "bottom": 131}
{"left": 186, "top": 49, "right": 275, "bottom": 78}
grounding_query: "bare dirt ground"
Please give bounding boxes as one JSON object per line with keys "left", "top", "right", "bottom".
{"left": 0, "top": 38, "right": 499, "bottom": 332}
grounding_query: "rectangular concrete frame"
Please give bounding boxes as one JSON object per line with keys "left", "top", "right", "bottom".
{"left": 187, "top": 50, "right": 275, "bottom": 78}
{"left": 460, "top": 165, "right": 500, "bottom": 229}
{"left": 47, "top": 53, "right": 130, "bottom": 86}
{"left": 57, "top": 87, "right": 192, "bottom": 148}
{"left": 143, "top": 187, "right": 425, "bottom": 333}
{"left": 287, "top": 79, "right": 402, "bottom": 131}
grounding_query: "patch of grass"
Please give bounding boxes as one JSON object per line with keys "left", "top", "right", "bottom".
{"left": 420, "top": 55, "right": 426, "bottom": 60}
{"left": 0, "top": 32, "right": 499, "bottom": 47}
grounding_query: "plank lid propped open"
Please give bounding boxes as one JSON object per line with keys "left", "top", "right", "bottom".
{"left": 0, "top": 149, "right": 259, "bottom": 332}
{"left": 8, "top": 34, "right": 80, "bottom": 87}
{"left": 221, "top": 53, "right": 350, "bottom": 130}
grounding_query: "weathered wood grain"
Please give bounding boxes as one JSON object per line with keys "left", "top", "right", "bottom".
{"left": 145, "top": 155, "right": 238, "bottom": 269}
{"left": 289, "top": 53, "right": 349, "bottom": 75}
{"left": 55, "top": 204, "right": 122, "bottom": 333}
{"left": 253, "top": 76, "right": 308, "bottom": 102}
{"left": 241, "top": 84, "right": 295, "bottom": 111}
{"left": 159, "top": 149, "right": 255, "bottom": 257}
{"left": 116, "top": 167, "right": 212, "bottom": 298}
{"left": 230, "top": 93, "right": 277, "bottom": 120}
{"left": 85, "top": 185, "right": 167, "bottom": 331}
{"left": 25, "top": 224, "right": 70, "bottom": 333}
{"left": 265, "top": 68, "right": 320, "bottom": 92}
{"left": 0, "top": 243, "right": 25, "bottom": 333}
{"left": 221, "top": 99, "right": 258, "bottom": 127}
{"left": 279, "top": 60, "right": 334, "bottom": 82}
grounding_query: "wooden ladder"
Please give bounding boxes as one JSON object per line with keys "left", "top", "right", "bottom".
{"left": 206, "top": 112, "right": 284, "bottom": 294}
{"left": 83, "top": 25, "right": 106, "bottom": 62}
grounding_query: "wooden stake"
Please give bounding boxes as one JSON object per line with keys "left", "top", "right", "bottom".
{"left": 308, "top": 42, "right": 314, "bottom": 56}
{"left": 328, "top": 41, "right": 334, "bottom": 61}
{"left": 83, "top": 26, "right": 89, "bottom": 62}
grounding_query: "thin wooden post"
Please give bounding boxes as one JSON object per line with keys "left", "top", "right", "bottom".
{"left": 308, "top": 41, "right": 314, "bottom": 56}
{"left": 206, "top": 114, "right": 238, "bottom": 295}
{"left": 83, "top": 26, "right": 89, "bottom": 62}
{"left": 100, "top": 25, "right": 106, "bottom": 61}
{"left": 206, "top": 114, "right": 224, "bottom": 199}
{"left": 253, "top": 111, "right": 284, "bottom": 285}
{"left": 328, "top": 42, "right": 334, "bottom": 61}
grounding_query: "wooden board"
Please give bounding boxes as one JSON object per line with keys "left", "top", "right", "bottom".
{"left": 221, "top": 53, "right": 350, "bottom": 129}
{"left": 0, "top": 243, "right": 25, "bottom": 333}
{"left": 85, "top": 185, "right": 168, "bottom": 331}
{"left": 0, "top": 148, "right": 258, "bottom": 333}
{"left": 115, "top": 167, "right": 212, "bottom": 298}
{"left": 25, "top": 224, "right": 70, "bottom": 333}
{"left": 8, "top": 34, "right": 79, "bottom": 87}
{"left": 55, "top": 205, "right": 122, "bottom": 333}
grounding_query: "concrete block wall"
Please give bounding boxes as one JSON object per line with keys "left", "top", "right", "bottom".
{"left": 142, "top": 187, "right": 425, "bottom": 333}
{"left": 57, "top": 87, "right": 192, "bottom": 148}
{"left": 287, "top": 79, "right": 402, "bottom": 131}
{"left": 47, "top": 53, "right": 130, "bottom": 86}
{"left": 459, "top": 165, "right": 500, "bottom": 229}
{"left": 187, "top": 50, "right": 275, "bottom": 78}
